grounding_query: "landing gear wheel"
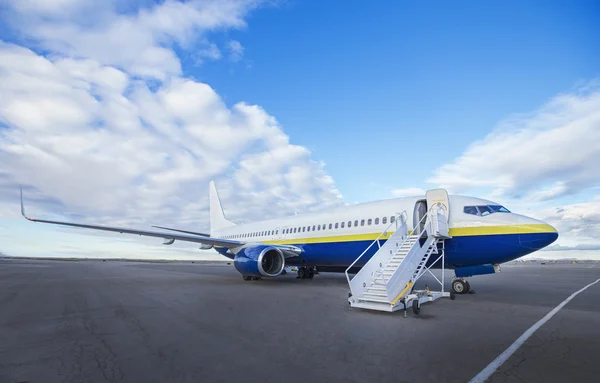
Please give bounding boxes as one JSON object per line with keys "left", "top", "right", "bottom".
{"left": 464, "top": 280, "right": 471, "bottom": 294}
{"left": 243, "top": 275, "right": 252, "bottom": 281}
{"left": 297, "top": 267, "right": 306, "bottom": 279}
{"left": 412, "top": 300, "right": 420, "bottom": 315}
{"left": 307, "top": 268, "right": 315, "bottom": 279}
{"left": 450, "top": 290, "right": 456, "bottom": 300}
{"left": 452, "top": 279, "right": 469, "bottom": 294}
{"left": 252, "top": 276, "right": 262, "bottom": 281}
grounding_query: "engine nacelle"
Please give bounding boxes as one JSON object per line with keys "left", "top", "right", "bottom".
{"left": 234, "top": 246, "right": 285, "bottom": 277}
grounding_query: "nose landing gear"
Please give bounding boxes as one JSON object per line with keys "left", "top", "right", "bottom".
{"left": 451, "top": 278, "right": 472, "bottom": 294}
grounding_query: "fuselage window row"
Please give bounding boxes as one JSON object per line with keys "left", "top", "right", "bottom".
{"left": 227, "top": 215, "right": 399, "bottom": 239}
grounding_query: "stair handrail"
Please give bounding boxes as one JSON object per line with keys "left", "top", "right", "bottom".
{"left": 345, "top": 211, "right": 408, "bottom": 291}
{"left": 377, "top": 202, "right": 448, "bottom": 286}
{"left": 374, "top": 206, "right": 433, "bottom": 285}
{"left": 384, "top": 203, "right": 447, "bottom": 293}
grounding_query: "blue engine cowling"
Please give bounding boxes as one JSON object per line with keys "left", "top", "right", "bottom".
{"left": 234, "top": 245, "right": 285, "bottom": 277}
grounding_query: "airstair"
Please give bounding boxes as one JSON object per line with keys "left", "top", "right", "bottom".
{"left": 346, "top": 191, "right": 452, "bottom": 314}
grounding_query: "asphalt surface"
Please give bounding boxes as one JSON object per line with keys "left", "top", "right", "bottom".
{"left": 0, "top": 259, "right": 599, "bottom": 383}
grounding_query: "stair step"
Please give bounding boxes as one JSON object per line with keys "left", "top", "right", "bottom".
{"left": 363, "top": 291, "right": 388, "bottom": 298}
{"left": 368, "top": 285, "right": 386, "bottom": 291}
{"left": 358, "top": 296, "right": 391, "bottom": 304}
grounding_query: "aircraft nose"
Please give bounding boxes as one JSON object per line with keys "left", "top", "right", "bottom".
{"left": 516, "top": 215, "right": 558, "bottom": 250}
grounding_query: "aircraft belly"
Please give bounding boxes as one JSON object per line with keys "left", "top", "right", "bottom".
{"left": 287, "top": 233, "right": 555, "bottom": 269}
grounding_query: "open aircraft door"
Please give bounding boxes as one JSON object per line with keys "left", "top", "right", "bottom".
{"left": 426, "top": 188, "right": 450, "bottom": 238}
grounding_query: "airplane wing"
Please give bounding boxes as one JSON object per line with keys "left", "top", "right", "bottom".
{"left": 150, "top": 225, "right": 210, "bottom": 237}
{"left": 19, "top": 188, "right": 300, "bottom": 255}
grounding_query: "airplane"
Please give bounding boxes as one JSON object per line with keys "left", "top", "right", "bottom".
{"left": 20, "top": 181, "right": 558, "bottom": 294}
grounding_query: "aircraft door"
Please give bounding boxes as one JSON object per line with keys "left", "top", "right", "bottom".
{"left": 426, "top": 188, "right": 450, "bottom": 237}
{"left": 426, "top": 189, "right": 450, "bottom": 223}
{"left": 413, "top": 200, "right": 428, "bottom": 235}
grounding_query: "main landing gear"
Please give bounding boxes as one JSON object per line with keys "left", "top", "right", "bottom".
{"left": 242, "top": 275, "right": 262, "bottom": 281}
{"left": 297, "top": 266, "right": 315, "bottom": 279}
{"left": 451, "top": 278, "right": 474, "bottom": 294}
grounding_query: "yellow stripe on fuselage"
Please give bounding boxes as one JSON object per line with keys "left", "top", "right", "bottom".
{"left": 258, "top": 224, "right": 556, "bottom": 246}
{"left": 449, "top": 223, "right": 557, "bottom": 237}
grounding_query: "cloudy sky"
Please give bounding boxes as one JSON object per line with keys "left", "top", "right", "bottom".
{"left": 0, "top": 0, "right": 599, "bottom": 260}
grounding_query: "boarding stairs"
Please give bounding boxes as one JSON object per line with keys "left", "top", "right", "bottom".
{"left": 346, "top": 201, "right": 452, "bottom": 313}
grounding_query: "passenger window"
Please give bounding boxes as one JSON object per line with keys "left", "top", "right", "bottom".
{"left": 312, "top": 225, "right": 316, "bottom": 231}
{"left": 354, "top": 220, "right": 358, "bottom": 226}
{"left": 307, "top": 226, "right": 310, "bottom": 232}
{"left": 335, "top": 223, "right": 339, "bottom": 229}
{"left": 317, "top": 225, "right": 321, "bottom": 230}
{"left": 303, "top": 227, "right": 306, "bottom": 232}
{"left": 382, "top": 217, "right": 387, "bottom": 224}
{"left": 375, "top": 218, "right": 379, "bottom": 225}
{"left": 361, "top": 219, "right": 365, "bottom": 226}
{"left": 390, "top": 216, "right": 395, "bottom": 222}
{"left": 341, "top": 222, "right": 345, "bottom": 228}
{"left": 367, "top": 219, "right": 372, "bottom": 225}
{"left": 329, "top": 223, "right": 333, "bottom": 229}
{"left": 348, "top": 221, "right": 352, "bottom": 227}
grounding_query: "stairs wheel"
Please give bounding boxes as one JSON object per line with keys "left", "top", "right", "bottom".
{"left": 450, "top": 290, "right": 456, "bottom": 300}
{"left": 412, "top": 300, "right": 420, "bottom": 315}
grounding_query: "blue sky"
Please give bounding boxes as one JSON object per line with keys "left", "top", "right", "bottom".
{"left": 192, "top": 0, "right": 600, "bottom": 201}
{"left": 0, "top": 0, "right": 599, "bottom": 260}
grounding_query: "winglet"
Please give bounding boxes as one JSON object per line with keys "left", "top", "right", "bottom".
{"left": 19, "top": 186, "right": 31, "bottom": 220}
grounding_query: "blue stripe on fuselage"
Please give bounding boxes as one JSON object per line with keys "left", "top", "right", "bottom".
{"left": 216, "top": 232, "right": 558, "bottom": 269}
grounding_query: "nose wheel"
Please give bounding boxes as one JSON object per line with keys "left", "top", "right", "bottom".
{"left": 451, "top": 279, "right": 471, "bottom": 294}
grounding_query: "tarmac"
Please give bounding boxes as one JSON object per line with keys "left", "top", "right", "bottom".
{"left": 0, "top": 258, "right": 599, "bottom": 383}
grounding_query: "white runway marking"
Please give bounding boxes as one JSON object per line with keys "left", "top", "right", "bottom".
{"left": 468, "top": 277, "right": 600, "bottom": 383}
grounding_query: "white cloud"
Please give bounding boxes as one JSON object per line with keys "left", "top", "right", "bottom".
{"left": 227, "top": 40, "right": 244, "bottom": 62}
{"left": 195, "top": 43, "right": 222, "bottom": 62}
{"left": 0, "top": 43, "right": 342, "bottom": 230}
{"left": 429, "top": 83, "right": 600, "bottom": 199}
{"left": 0, "top": 1, "right": 343, "bottom": 260}
{"left": 391, "top": 187, "right": 426, "bottom": 198}
{"left": 2, "top": 0, "right": 258, "bottom": 79}
{"left": 531, "top": 199, "right": 600, "bottom": 246}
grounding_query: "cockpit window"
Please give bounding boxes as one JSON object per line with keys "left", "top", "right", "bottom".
{"left": 464, "top": 205, "right": 511, "bottom": 216}
{"left": 463, "top": 206, "right": 478, "bottom": 215}
{"left": 489, "top": 205, "right": 511, "bottom": 213}
{"left": 478, "top": 205, "right": 493, "bottom": 216}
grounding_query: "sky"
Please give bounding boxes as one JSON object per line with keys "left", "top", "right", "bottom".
{"left": 0, "top": 0, "right": 599, "bottom": 261}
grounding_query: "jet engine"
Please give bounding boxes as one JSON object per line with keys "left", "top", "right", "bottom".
{"left": 234, "top": 245, "right": 285, "bottom": 277}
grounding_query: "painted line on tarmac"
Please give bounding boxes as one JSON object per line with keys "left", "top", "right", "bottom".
{"left": 468, "top": 277, "right": 600, "bottom": 383}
